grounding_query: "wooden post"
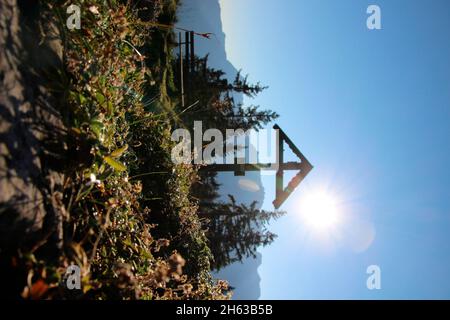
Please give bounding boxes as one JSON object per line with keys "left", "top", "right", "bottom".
{"left": 275, "top": 129, "right": 284, "bottom": 201}
{"left": 178, "top": 32, "right": 185, "bottom": 108}
{"left": 185, "top": 31, "right": 190, "bottom": 73}
{"left": 190, "top": 31, "right": 195, "bottom": 72}
{"left": 185, "top": 31, "right": 190, "bottom": 103}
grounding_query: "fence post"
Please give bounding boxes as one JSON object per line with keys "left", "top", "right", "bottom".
{"left": 178, "top": 32, "right": 185, "bottom": 108}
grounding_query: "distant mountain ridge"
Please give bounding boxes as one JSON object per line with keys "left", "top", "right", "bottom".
{"left": 177, "top": 0, "right": 265, "bottom": 300}
{"left": 177, "top": 0, "right": 240, "bottom": 92}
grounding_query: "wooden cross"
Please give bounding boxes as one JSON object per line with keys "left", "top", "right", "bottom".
{"left": 272, "top": 124, "right": 313, "bottom": 209}
{"left": 201, "top": 124, "right": 313, "bottom": 209}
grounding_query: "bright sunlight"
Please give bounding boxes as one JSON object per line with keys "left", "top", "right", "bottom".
{"left": 299, "top": 191, "right": 341, "bottom": 232}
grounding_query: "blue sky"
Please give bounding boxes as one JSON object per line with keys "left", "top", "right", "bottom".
{"left": 220, "top": 0, "right": 450, "bottom": 299}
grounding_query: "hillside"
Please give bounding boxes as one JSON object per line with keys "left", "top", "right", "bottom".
{"left": 0, "top": 0, "right": 280, "bottom": 300}
{"left": 0, "top": 0, "right": 229, "bottom": 299}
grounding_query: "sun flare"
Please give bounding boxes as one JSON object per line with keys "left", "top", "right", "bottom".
{"left": 299, "top": 191, "right": 340, "bottom": 231}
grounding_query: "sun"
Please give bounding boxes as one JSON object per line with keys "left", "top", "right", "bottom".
{"left": 299, "top": 191, "right": 340, "bottom": 232}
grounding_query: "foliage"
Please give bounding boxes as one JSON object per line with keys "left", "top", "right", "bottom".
{"left": 172, "top": 55, "right": 279, "bottom": 132}
{"left": 7, "top": 0, "right": 283, "bottom": 300}
{"left": 172, "top": 50, "right": 282, "bottom": 271}
{"left": 198, "top": 196, "right": 285, "bottom": 270}
{"left": 16, "top": 0, "right": 229, "bottom": 300}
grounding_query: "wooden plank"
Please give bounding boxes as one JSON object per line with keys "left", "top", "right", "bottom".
{"left": 178, "top": 32, "right": 185, "bottom": 108}
{"left": 276, "top": 128, "right": 284, "bottom": 201}
{"left": 185, "top": 31, "right": 190, "bottom": 72}
{"left": 190, "top": 31, "right": 195, "bottom": 72}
